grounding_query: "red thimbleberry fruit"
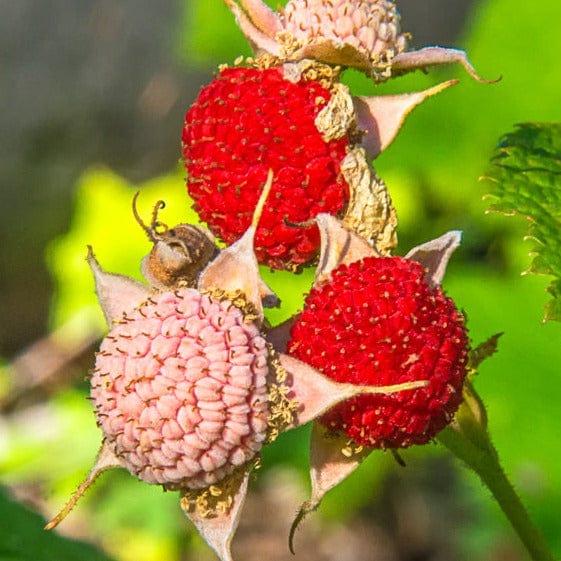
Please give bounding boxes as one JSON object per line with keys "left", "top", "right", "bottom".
{"left": 182, "top": 66, "right": 351, "bottom": 271}
{"left": 288, "top": 255, "right": 469, "bottom": 448}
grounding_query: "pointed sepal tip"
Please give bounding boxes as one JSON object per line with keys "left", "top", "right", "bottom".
{"left": 44, "top": 441, "right": 121, "bottom": 530}
{"left": 198, "top": 170, "right": 277, "bottom": 320}
{"left": 180, "top": 468, "right": 251, "bottom": 561}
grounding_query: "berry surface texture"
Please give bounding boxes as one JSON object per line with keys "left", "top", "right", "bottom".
{"left": 183, "top": 66, "right": 350, "bottom": 270}
{"left": 288, "top": 256, "right": 469, "bottom": 448}
{"left": 91, "top": 288, "right": 270, "bottom": 490}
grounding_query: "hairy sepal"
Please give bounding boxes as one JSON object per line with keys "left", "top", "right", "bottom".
{"left": 181, "top": 469, "right": 251, "bottom": 561}
{"left": 87, "top": 246, "right": 152, "bottom": 325}
{"left": 45, "top": 441, "right": 121, "bottom": 530}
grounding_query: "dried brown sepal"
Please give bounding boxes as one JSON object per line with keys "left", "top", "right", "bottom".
{"left": 142, "top": 224, "right": 219, "bottom": 290}
{"left": 132, "top": 192, "right": 219, "bottom": 290}
{"left": 340, "top": 149, "right": 398, "bottom": 255}
{"left": 314, "top": 82, "right": 357, "bottom": 142}
{"left": 181, "top": 468, "right": 251, "bottom": 561}
{"left": 45, "top": 440, "right": 121, "bottom": 530}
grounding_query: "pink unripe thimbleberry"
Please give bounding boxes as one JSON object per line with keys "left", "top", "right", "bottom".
{"left": 225, "top": 0, "right": 494, "bottom": 82}
{"left": 282, "top": 0, "right": 408, "bottom": 71}
{"left": 91, "top": 289, "right": 270, "bottom": 490}
{"left": 288, "top": 255, "right": 469, "bottom": 448}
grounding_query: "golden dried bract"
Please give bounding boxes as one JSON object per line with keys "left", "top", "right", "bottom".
{"left": 340, "top": 148, "right": 398, "bottom": 255}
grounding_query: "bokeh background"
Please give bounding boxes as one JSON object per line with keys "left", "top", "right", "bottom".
{"left": 1, "top": 0, "right": 560, "bottom": 560}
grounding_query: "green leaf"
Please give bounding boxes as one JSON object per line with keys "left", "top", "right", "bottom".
{"left": 484, "top": 123, "right": 561, "bottom": 322}
{"left": 468, "top": 332, "right": 503, "bottom": 372}
{"left": 0, "top": 486, "right": 114, "bottom": 561}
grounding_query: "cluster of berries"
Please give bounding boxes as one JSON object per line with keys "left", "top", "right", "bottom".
{"left": 47, "top": 1, "right": 488, "bottom": 560}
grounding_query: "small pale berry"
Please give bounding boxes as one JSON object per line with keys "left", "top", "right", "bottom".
{"left": 225, "top": 0, "right": 494, "bottom": 82}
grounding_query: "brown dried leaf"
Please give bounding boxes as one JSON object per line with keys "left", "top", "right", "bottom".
{"left": 341, "top": 148, "right": 398, "bottom": 255}
{"left": 315, "top": 82, "right": 356, "bottom": 142}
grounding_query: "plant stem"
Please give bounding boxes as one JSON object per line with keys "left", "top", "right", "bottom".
{"left": 476, "top": 457, "right": 555, "bottom": 561}
{"left": 439, "top": 424, "right": 555, "bottom": 561}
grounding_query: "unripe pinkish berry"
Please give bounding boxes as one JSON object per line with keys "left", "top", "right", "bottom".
{"left": 224, "top": 0, "right": 495, "bottom": 82}
{"left": 282, "top": 0, "right": 408, "bottom": 75}
{"left": 91, "top": 288, "right": 270, "bottom": 490}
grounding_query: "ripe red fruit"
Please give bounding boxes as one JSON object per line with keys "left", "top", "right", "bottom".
{"left": 288, "top": 255, "right": 469, "bottom": 448}
{"left": 182, "top": 66, "right": 351, "bottom": 271}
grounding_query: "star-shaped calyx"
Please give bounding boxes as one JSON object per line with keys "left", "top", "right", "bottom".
{"left": 266, "top": 215, "right": 469, "bottom": 551}
{"left": 45, "top": 173, "right": 428, "bottom": 561}
{"left": 223, "top": 0, "right": 497, "bottom": 83}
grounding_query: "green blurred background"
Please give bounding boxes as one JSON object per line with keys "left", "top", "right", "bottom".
{"left": 1, "top": 0, "right": 560, "bottom": 560}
